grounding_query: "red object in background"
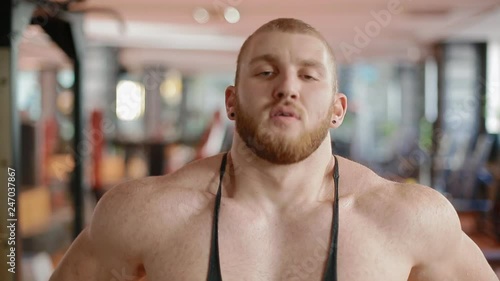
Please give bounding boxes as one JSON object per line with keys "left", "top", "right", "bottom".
{"left": 41, "top": 117, "right": 58, "bottom": 186}
{"left": 195, "top": 110, "right": 226, "bottom": 160}
{"left": 91, "top": 110, "right": 104, "bottom": 192}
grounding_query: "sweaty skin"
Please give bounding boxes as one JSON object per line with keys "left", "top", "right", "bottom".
{"left": 49, "top": 30, "right": 498, "bottom": 281}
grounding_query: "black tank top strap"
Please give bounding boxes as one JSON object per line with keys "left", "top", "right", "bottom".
{"left": 207, "top": 153, "right": 227, "bottom": 281}
{"left": 323, "top": 155, "right": 340, "bottom": 280}
{"left": 207, "top": 153, "right": 339, "bottom": 281}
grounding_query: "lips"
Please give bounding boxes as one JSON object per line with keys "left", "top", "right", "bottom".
{"left": 270, "top": 107, "right": 300, "bottom": 119}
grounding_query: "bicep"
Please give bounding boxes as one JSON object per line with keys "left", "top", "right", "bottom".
{"left": 50, "top": 227, "right": 144, "bottom": 281}
{"left": 442, "top": 233, "right": 497, "bottom": 280}
{"left": 50, "top": 185, "right": 145, "bottom": 281}
{"left": 49, "top": 228, "right": 107, "bottom": 280}
{"left": 410, "top": 231, "right": 498, "bottom": 280}
{"left": 451, "top": 233, "right": 498, "bottom": 280}
{"left": 404, "top": 186, "right": 498, "bottom": 280}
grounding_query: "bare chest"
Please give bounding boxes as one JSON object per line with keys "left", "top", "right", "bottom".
{"left": 141, "top": 202, "right": 413, "bottom": 281}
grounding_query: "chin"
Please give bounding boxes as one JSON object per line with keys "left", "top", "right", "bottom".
{"left": 259, "top": 126, "right": 301, "bottom": 140}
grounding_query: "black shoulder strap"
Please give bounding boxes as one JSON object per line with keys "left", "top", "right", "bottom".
{"left": 323, "top": 155, "right": 340, "bottom": 280}
{"left": 207, "top": 153, "right": 227, "bottom": 281}
{"left": 208, "top": 154, "right": 339, "bottom": 281}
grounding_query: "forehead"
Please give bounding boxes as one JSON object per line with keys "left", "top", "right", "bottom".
{"left": 242, "top": 31, "right": 331, "bottom": 66}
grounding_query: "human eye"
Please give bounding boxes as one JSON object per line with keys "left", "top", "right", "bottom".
{"left": 301, "top": 73, "right": 318, "bottom": 81}
{"left": 299, "top": 67, "right": 320, "bottom": 81}
{"left": 255, "top": 70, "right": 275, "bottom": 78}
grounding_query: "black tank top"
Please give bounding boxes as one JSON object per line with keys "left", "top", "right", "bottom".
{"left": 207, "top": 153, "right": 340, "bottom": 281}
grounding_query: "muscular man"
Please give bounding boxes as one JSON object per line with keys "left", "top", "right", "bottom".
{"left": 49, "top": 18, "right": 498, "bottom": 281}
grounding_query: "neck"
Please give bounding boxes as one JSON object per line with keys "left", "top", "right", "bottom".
{"left": 227, "top": 134, "right": 336, "bottom": 215}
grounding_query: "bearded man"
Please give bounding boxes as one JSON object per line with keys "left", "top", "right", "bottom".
{"left": 49, "top": 18, "right": 498, "bottom": 281}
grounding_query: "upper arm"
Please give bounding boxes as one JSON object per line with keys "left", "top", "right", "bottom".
{"left": 407, "top": 187, "right": 498, "bottom": 281}
{"left": 49, "top": 182, "right": 146, "bottom": 281}
{"left": 410, "top": 232, "right": 498, "bottom": 280}
{"left": 49, "top": 228, "right": 141, "bottom": 281}
{"left": 48, "top": 228, "right": 99, "bottom": 281}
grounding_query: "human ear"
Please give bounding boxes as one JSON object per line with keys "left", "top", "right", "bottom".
{"left": 225, "top": 85, "right": 237, "bottom": 120}
{"left": 330, "top": 93, "right": 347, "bottom": 128}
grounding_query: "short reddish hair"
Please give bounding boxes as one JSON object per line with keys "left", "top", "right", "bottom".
{"left": 235, "top": 18, "right": 338, "bottom": 92}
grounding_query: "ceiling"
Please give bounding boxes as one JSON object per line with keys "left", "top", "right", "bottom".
{"left": 18, "top": 0, "right": 500, "bottom": 73}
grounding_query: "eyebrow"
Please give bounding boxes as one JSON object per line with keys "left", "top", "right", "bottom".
{"left": 248, "top": 54, "right": 279, "bottom": 66}
{"left": 299, "top": 59, "right": 326, "bottom": 71}
{"left": 248, "top": 54, "right": 327, "bottom": 72}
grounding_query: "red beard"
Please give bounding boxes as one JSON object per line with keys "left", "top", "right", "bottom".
{"left": 234, "top": 96, "right": 332, "bottom": 164}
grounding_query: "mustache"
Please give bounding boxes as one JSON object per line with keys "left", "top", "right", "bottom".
{"left": 234, "top": 97, "right": 304, "bottom": 117}
{"left": 266, "top": 100, "right": 303, "bottom": 113}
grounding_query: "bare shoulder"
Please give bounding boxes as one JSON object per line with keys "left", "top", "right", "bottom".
{"left": 353, "top": 175, "right": 458, "bottom": 243}
{"left": 337, "top": 156, "right": 460, "bottom": 256}
{"left": 337, "top": 156, "right": 452, "bottom": 220}
{"left": 340, "top": 157, "right": 497, "bottom": 279}
{"left": 49, "top": 155, "right": 225, "bottom": 281}
{"left": 339, "top": 157, "right": 499, "bottom": 279}
{"left": 91, "top": 153, "right": 226, "bottom": 236}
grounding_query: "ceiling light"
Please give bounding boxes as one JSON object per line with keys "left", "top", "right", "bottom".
{"left": 116, "top": 80, "right": 145, "bottom": 121}
{"left": 160, "top": 70, "right": 183, "bottom": 106}
{"left": 193, "top": 7, "right": 210, "bottom": 24}
{"left": 224, "top": 7, "right": 240, "bottom": 24}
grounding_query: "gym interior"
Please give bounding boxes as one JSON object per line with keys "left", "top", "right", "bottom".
{"left": 1, "top": 0, "right": 500, "bottom": 280}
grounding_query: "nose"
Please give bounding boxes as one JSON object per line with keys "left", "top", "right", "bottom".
{"left": 272, "top": 72, "right": 300, "bottom": 101}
